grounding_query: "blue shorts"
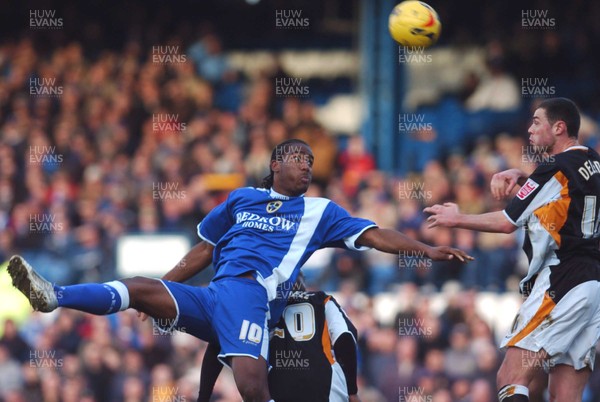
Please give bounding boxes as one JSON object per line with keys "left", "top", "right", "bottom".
{"left": 156, "top": 277, "right": 270, "bottom": 363}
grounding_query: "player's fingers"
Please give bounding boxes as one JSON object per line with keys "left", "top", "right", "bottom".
{"left": 490, "top": 179, "right": 502, "bottom": 200}
{"left": 449, "top": 248, "right": 473, "bottom": 262}
{"left": 426, "top": 216, "right": 438, "bottom": 228}
{"left": 458, "top": 250, "right": 474, "bottom": 261}
{"left": 448, "top": 250, "right": 462, "bottom": 262}
{"left": 423, "top": 206, "right": 436, "bottom": 214}
{"left": 505, "top": 179, "right": 517, "bottom": 195}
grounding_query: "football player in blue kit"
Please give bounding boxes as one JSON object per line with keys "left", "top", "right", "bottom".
{"left": 8, "top": 138, "right": 472, "bottom": 402}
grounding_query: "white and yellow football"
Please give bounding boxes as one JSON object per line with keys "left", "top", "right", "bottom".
{"left": 389, "top": 1, "right": 441, "bottom": 48}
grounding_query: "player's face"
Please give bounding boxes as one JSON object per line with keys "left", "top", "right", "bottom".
{"left": 272, "top": 143, "right": 314, "bottom": 196}
{"left": 528, "top": 108, "right": 556, "bottom": 154}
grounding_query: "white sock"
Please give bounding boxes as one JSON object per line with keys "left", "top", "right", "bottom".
{"left": 498, "top": 384, "right": 529, "bottom": 401}
{"left": 104, "top": 280, "right": 130, "bottom": 311}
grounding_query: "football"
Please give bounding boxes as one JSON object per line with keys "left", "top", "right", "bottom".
{"left": 389, "top": 1, "right": 441, "bottom": 48}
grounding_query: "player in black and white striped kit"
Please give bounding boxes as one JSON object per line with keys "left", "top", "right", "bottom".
{"left": 425, "top": 98, "right": 600, "bottom": 402}
{"left": 197, "top": 274, "right": 360, "bottom": 402}
{"left": 268, "top": 289, "right": 359, "bottom": 402}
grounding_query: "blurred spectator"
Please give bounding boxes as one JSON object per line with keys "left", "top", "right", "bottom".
{"left": 0, "top": 320, "right": 29, "bottom": 363}
{"left": 444, "top": 324, "right": 478, "bottom": 381}
{"left": 338, "top": 135, "right": 376, "bottom": 196}
{"left": 0, "top": 345, "right": 23, "bottom": 399}
{"left": 465, "top": 41, "right": 521, "bottom": 112}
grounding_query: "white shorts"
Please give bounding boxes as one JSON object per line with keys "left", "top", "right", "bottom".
{"left": 500, "top": 265, "right": 600, "bottom": 370}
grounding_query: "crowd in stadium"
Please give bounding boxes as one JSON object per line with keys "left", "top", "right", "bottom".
{"left": 2, "top": 1, "right": 600, "bottom": 401}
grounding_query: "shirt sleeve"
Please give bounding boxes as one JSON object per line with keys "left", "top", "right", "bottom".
{"left": 324, "top": 295, "right": 358, "bottom": 345}
{"left": 322, "top": 202, "right": 377, "bottom": 251}
{"left": 504, "top": 163, "right": 562, "bottom": 227}
{"left": 197, "top": 192, "right": 236, "bottom": 245}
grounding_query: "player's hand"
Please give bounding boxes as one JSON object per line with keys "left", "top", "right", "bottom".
{"left": 490, "top": 169, "right": 526, "bottom": 200}
{"left": 349, "top": 395, "right": 362, "bottom": 402}
{"left": 426, "top": 245, "right": 473, "bottom": 262}
{"left": 137, "top": 310, "right": 149, "bottom": 322}
{"left": 423, "top": 202, "right": 460, "bottom": 229}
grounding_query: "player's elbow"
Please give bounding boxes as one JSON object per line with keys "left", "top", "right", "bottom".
{"left": 498, "top": 220, "right": 517, "bottom": 233}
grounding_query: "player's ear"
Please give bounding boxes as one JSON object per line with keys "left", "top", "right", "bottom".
{"left": 553, "top": 120, "right": 566, "bottom": 135}
{"left": 271, "top": 159, "right": 280, "bottom": 173}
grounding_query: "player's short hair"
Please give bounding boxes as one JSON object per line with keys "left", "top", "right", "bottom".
{"left": 260, "top": 139, "right": 311, "bottom": 189}
{"left": 293, "top": 270, "right": 306, "bottom": 291}
{"left": 538, "top": 97, "right": 581, "bottom": 138}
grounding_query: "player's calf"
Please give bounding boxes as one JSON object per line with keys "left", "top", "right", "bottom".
{"left": 497, "top": 347, "right": 548, "bottom": 402}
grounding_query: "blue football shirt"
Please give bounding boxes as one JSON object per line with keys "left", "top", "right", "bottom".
{"left": 198, "top": 187, "right": 376, "bottom": 301}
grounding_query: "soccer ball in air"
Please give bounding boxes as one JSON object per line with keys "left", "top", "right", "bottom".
{"left": 389, "top": 1, "right": 441, "bottom": 48}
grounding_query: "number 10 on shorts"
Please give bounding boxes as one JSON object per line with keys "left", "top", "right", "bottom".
{"left": 239, "top": 320, "right": 262, "bottom": 344}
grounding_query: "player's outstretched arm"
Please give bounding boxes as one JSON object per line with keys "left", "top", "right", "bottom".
{"left": 198, "top": 343, "right": 223, "bottom": 402}
{"left": 162, "top": 240, "right": 214, "bottom": 283}
{"left": 424, "top": 202, "right": 517, "bottom": 233}
{"left": 490, "top": 168, "right": 528, "bottom": 200}
{"left": 356, "top": 228, "right": 473, "bottom": 262}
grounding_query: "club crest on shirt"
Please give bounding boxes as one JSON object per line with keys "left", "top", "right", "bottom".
{"left": 267, "top": 200, "right": 283, "bottom": 213}
{"left": 516, "top": 179, "right": 539, "bottom": 200}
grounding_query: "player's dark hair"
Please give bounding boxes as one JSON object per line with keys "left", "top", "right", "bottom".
{"left": 538, "top": 97, "right": 581, "bottom": 139}
{"left": 260, "top": 139, "right": 310, "bottom": 189}
{"left": 292, "top": 271, "right": 306, "bottom": 291}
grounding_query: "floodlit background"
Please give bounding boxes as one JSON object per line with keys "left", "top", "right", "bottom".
{"left": 1, "top": 0, "right": 600, "bottom": 401}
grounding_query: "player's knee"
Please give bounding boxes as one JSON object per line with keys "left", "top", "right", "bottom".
{"left": 120, "top": 277, "right": 160, "bottom": 307}
{"left": 237, "top": 382, "right": 267, "bottom": 402}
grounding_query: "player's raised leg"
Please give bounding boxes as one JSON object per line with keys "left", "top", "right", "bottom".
{"left": 7, "top": 255, "right": 176, "bottom": 319}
